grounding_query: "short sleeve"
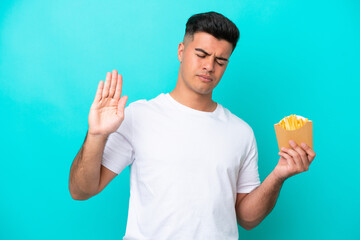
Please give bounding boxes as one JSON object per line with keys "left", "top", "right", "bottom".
{"left": 102, "top": 104, "right": 135, "bottom": 174}
{"left": 236, "top": 131, "right": 261, "bottom": 193}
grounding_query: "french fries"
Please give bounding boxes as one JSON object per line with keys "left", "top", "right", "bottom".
{"left": 274, "top": 114, "right": 313, "bottom": 149}
{"left": 276, "top": 114, "right": 309, "bottom": 130}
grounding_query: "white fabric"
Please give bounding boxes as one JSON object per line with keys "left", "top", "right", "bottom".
{"left": 102, "top": 93, "right": 261, "bottom": 240}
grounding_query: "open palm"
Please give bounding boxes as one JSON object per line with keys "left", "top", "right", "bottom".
{"left": 88, "top": 70, "right": 128, "bottom": 136}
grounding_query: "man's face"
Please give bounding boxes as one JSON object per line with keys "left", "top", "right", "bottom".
{"left": 177, "top": 32, "right": 233, "bottom": 95}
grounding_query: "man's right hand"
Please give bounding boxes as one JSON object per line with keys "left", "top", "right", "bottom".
{"left": 88, "top": 69, "right": 128, "bottom": 137}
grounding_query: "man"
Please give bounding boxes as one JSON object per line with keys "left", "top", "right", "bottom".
{"left": 69, "top": 12, "right": 316, "bottom": 239}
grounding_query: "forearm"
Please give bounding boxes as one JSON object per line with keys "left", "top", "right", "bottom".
{"left": 236, "top": 171, "right": 284, "bottom": 229}
{"left": 69, "top": 132, "right": 108, "bottom": 199}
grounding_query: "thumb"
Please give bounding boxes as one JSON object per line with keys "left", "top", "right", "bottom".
{"left": 117, "top": 95, "right": 128, "bottom": 113}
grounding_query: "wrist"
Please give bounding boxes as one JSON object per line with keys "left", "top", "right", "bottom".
{"left": 86, "top": 131, "right": 109, "bottom": 142}
{"left": 269, "top": 171, "right": 286, "bottom": 186}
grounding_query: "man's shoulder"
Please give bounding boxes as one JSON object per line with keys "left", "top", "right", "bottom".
{"left": 126, "top": 93, "right": 167, "bottom": 115}
{"left": 127, "top": 93, "right": 165, "bottom": 107}
{"left": 222, "top": 106, "right": 255, "bottom": 136}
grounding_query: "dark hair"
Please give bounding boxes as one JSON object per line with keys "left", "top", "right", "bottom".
{"left": 185, "top": 11, "right": 240, "bottom": 51}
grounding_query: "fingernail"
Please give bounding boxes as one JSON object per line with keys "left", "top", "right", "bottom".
{"left": 301, "top": 143, "right": 306, "bottom": 148}
{"left": 281, "top": 147, "right": 286, "bottom": 151}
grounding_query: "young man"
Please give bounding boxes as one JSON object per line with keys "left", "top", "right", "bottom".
{"left": 69, "top": 12, "right": 316, "bottom": 239}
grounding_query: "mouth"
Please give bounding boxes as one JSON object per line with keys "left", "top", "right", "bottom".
{"left": 197, "top": 75, "right": 213, "bottom": 82}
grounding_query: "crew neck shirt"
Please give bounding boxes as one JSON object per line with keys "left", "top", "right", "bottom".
{"left": 102, "top": 93, "right": 261, "bottom": 240}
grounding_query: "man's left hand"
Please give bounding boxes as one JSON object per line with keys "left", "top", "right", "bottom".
{"left": 273, "top": 140, "right": 316, "bottom": 182}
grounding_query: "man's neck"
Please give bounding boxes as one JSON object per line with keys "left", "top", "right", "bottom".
{"left": 169, "top": 89, "right": 217, "bottom": 112}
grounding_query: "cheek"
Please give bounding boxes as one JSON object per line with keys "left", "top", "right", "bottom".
{"left": 181, "top": 58, "right": 196, "bottom": 80}
{"left": 185, "top": 57, "right": 199, "bottom": 73}
{"left": 215, "top": 67, "right": 226, "bottom": 79}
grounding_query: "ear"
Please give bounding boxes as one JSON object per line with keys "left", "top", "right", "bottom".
{"left": 177, "top": 42, "right": 184, "bottom": 63}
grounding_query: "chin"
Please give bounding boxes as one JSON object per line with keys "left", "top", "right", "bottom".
{"left": 193, "top": 87, "right": 213, "bottom": 95}
{"left": 196, "top": 83, "right": 216, "bottom": 95}
{"left": 182, "top": 77, "right": 214, "bottom": 95}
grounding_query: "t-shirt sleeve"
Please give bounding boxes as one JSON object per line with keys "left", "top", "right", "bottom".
{"left": 101, "top": 104, "right": 135, "bottom": 175}
{"left": 236, "top": 130, "right": 261, "bottom": 193}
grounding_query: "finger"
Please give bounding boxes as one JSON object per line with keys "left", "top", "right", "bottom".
{"left": 281, "top": 147, "right": 305, "bottom": 171}
{"left": 289, "top": 140, "right": 310, "bottom": 170}
{"left": 109, "top": 69, "right": 118, "bottom": 98}
{"left": 117, "top": 95, "right": 128, "bottom": 115}
{"left": 113, "top": 74, "right": 123, "bottom": 100}
{"left": 94, "top": 80, "right": 104, "bottom": 103}
{"left": 300, "top": 143, "right": 316, "bottom": 163}
{"left": 102, "top": 72, "right": 111, "bottom": 98}
{"left": 278, "top": 151, "right": 296, "bottom": 169}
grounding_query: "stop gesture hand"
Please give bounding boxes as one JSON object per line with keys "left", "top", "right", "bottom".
{"left": 88, "top": 69, "right": 128, "bottom": 136}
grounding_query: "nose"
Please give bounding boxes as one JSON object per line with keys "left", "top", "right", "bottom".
{"left": 202, "top": 57, "right": 215, "bottom": 72}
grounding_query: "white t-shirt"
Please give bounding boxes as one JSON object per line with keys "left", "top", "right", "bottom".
{"left": 102, "top": 93, "right": 261, "bottom": 240}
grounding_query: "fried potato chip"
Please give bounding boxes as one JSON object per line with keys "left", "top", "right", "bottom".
{"left": 276, "top": 114, "right": 309, "bottom": 130}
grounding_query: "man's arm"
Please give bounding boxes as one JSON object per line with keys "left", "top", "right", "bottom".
{"left": 235, "top": 171, "right": 283, "bottom": 230}
{"left": 69, "top": 70, "right": 128, "bottom": 200}
{"left": 236, "top": 140, "right": 316, "bottom": 230}
{"left": 69, "top": 133, "right": 117, "bottom": 200}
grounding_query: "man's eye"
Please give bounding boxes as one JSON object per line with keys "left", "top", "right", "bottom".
{"left": 196, "top": 54, "right": 206, "bottom": 58}
{"left": 217, "top": 61, "right": 225, "bottom": 66}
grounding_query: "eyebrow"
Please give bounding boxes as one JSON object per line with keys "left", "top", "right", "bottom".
{"left": 195, "top": 48, "right": 229, "bottom": 62}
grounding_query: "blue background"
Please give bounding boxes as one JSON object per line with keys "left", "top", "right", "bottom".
{"left": 1, "top": 0, "right": 359, "bottom": 239}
